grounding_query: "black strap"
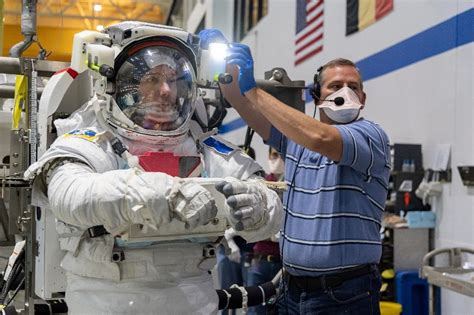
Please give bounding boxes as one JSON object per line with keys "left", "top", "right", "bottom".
{"left": 87, "top": 225, "right": 110, "bottom": 238}
{"left": 216, "top": 281, "right": 276, "bottom": 310}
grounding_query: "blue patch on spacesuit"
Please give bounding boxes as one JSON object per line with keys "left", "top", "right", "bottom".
{"left": 203, "top": 137, "right": 234, "bottom": 155}
{"left": 63, "top": 129, "right": 98, "bottom": 142}
{"left": 69, "top": 129, "right": 96, "bottom": 136}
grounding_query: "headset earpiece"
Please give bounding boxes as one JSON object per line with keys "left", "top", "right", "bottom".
{"left": 310, "top": 66, "right": 323, "bottom": 101}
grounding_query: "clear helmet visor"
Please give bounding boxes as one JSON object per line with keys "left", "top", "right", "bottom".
{"left": 114, "top": 45, "right": 196, "bottom": 132}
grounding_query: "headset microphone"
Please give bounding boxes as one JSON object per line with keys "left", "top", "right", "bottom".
{"left": 309, "top": 87, "right": 345, "bottom": 106}
{"left": 323, "top": 96, "right": 344, "bottom": 106}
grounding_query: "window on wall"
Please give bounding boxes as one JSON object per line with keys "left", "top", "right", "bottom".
{"left": 234, "top": 0, "right": 268, "bottom": 41}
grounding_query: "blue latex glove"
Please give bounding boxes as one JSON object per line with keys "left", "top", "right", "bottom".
{"left": 198, "top": 29, "right": 228, "bottom": 49}
{"left": 226, "top": 43, "right": 257, "bottom": 94}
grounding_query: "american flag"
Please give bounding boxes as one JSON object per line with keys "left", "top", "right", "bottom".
{"left": 295, "top": 0, "right": 324, "bottom": 66}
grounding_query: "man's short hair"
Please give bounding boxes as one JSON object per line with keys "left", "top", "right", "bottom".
{"left": 318, "top": 58, "right": 363, "bottom": 90}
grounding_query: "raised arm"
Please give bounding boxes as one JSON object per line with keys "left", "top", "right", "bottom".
{"left": 219, "top": 64, "right": 271, "bottom": 140}
{"left": 224, "top": 43, "right": 342, "bottom": 161}
{"left": 245, "top": 87, "right": 342, "bottom": 161}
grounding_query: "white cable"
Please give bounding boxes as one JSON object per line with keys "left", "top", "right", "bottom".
{"left": 258, "top": 285, "right": 266, "bottom": 306}
{"left": 222, "top": 289, "right": 231, "bottom": 310}
{"left": 231, "top": 284, "right": 248, "bottom": 314}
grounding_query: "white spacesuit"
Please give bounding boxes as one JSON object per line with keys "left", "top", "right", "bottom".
{"left": 24, "top": 22, "right": 282, "bottom": 314}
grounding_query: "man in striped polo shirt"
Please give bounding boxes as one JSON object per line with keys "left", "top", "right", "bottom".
{"left": 220, "top": 42, "right": 390, "bottom": 314}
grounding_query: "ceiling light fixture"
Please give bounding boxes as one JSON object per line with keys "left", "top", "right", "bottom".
{"left": 93, "top": 4, "right": 103, "bottom": 12}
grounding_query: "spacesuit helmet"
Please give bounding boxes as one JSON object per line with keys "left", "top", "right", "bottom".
{"left": 108, "top": 33, "right": 197, "bottom": 144}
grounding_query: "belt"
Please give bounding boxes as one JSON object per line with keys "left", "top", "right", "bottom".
{"left": 253, "top": 253, "right": 281, "bottom": 263}
{"left": 284, "top": 264, "right": 375, "bottom": 292}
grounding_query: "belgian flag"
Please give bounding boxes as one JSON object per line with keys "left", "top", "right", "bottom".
{"left": 346, "top": 0, "right": 393, "bottom": 35}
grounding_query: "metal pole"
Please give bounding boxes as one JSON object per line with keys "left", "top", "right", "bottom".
{"left": 19, "top": 58, "right": 37, "bottom": 315}
{"left": 21, "top": 59, "right": 38, "bottom": 163}
{"left": 0, "top": 57, "right": 21, "bottom": 75}
{"left": 0, "top": 57, "right": 69, "bottom": 77}
{"left": 0, "top": 85, "right": 43, "bottom": 99}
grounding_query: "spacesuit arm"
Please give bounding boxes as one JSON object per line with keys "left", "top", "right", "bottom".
{"left": 218, "top": 176, "right": 283, "bottom": 243}
{"left": 47, "top": 160, "right": 175, "bottom": 235}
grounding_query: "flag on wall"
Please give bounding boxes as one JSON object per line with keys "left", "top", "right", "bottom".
{"left": 346, "top": 0, "right": 393, "bottom": 35}
{"left": 295, "top": 0, "right": 324, "bottom": 66}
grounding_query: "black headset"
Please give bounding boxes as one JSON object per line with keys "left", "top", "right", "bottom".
{"left": 309, "top": 66, "right": 324, "bottom": 101}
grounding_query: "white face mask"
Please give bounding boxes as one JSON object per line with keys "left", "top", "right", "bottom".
{"left": 318, "top": 86, "right": 363, "bottom": 123}
{"left": 268, "top": 157, "right": 285, "bottom": 175}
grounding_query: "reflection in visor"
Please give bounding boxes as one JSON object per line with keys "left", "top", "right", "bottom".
{"left": 114, "top": 45, "right": 196, "bottom": 132}
{"left": 123, "top": 102, "right": 184, "bottom": 131}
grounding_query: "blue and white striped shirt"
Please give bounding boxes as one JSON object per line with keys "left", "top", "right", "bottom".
{"left": 267, "top": 118, "right": 391, "bottom": 276}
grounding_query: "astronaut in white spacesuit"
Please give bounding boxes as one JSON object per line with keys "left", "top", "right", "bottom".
{"left": 24, "top": 22, "right": 282, "bottom": 314}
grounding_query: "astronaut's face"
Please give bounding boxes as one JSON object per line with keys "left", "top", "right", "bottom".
{"left": 115, "top": 44, "right": 196, "bottom": 133}
{"left": 137, "top": 64, "right": 179, "bottom": 130}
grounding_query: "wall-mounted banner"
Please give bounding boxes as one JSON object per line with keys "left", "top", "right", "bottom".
{"left": 295, "top": 0, "right": 325, "bottom": 66}
{"left": 346, "top": 0, "right": 393, "bottom": 35}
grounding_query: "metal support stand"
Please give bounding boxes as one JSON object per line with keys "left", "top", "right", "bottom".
{"left": 421, "top": 247, "right": 474, "bottom": 315}
{"left": 22, "top": 58, "right": 37, "bottom": 315}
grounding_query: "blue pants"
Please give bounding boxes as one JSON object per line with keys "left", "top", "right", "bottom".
{"left": 276, "top": 265, "right": 381, "bottom": 315}
{"left": 247, "top": 258, "right": 282, "bottom": 315}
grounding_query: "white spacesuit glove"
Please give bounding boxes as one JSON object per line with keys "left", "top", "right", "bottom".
{"left": 168, "top": 180, "right": 218, "bottom": 230}
{"left": 216, "top": 177, "right": 268, "bottom": 231}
